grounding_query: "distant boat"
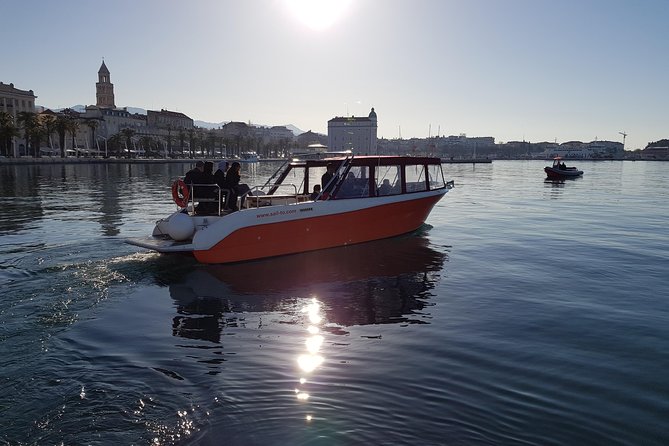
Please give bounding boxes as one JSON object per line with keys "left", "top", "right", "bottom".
{"left": 544, "top": 157, "right": 583, "bottom": 179}
{"left": 240, "top": 151, "right": 259, "bottom": 163}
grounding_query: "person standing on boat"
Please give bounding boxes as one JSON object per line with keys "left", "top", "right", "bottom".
{"left": 321, "top": 163, "right": 336, "bottom": 192}
{"left": 224, "top": 161, "right": 252, "bottom": 211}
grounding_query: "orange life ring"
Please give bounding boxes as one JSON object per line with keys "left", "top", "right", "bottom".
{"left": 171, "top": 179, "right": 190, "bottom": 208}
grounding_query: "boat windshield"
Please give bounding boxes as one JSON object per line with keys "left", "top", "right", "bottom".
{"left": 266, "top": 155, "right": 448, "bottom": 199}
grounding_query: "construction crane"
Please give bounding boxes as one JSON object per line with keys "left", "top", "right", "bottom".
{"left": 619, "top": 131, "right": 627, "bottom": 149}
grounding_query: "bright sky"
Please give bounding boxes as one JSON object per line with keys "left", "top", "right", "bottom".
{"left": 3, "top": 0, "right": 668, "bottom": 149}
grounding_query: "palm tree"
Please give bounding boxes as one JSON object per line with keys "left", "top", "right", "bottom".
{"left": 108, "top": 133, "right": 124, "bottom": 156}
{"left": 17, "top": 111, "right": 39, "bottom": 157}
{"left": 66, "top": 119, "right": 80, "bottom": 157}
{"left": 120, "top": 128, "right": 135, "bottom": 159}
{"left": 85, "top": 119, "right": 99, "bottom": 155}
{"left": 139, "top": 135, "right": 156, "bottom": 157}
{"left": 188, "top": 128, "right": 195, "bottom": 158}
{"left": 54, "top": 115, "right": 72, "bottom": 158}
{"left": 178, "top": 129, "right": 186, "bottom": 157}
{"left": 40, "top": 114, "right": 57, "bottom": 153}
{"left": 0, "top": 112, "right": 19, "bottom": 157}
{"left": 166, "top": 124, "right": 173, "bottom": 158}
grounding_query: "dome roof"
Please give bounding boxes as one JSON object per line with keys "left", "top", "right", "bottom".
{"left": 368, "top": 107, "right": 377, "bottom": 120}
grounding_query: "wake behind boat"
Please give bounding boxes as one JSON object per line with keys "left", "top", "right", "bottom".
{"left": 126, "top": 153, "right": 454, "bottom": 264}
{"left": 544, "top": 157, "right": 583, "bottom": 180}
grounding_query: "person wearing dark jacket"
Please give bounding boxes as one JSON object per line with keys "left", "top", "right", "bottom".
{"left": 183, "top": 160, "right": 205, "bottom": 187}
{"left": 214, "top": 161, "right": 228, "bottom": 188}
{"left": 193, "top": 161, "right": 218, "bottom": 214}
{"left": 224, "top": 162, "right": 252, "bottom": 211}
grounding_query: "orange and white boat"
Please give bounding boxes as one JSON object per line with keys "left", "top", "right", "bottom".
{"left": 126, "top": 153, "right": 454, "bottom": 264}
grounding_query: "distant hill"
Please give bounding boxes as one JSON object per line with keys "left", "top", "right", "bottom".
{"left": 195, "top": 120, "right": 227, "bottom": 129}
{"left": 40, "top": 105, "right": 305, "bottom": 136}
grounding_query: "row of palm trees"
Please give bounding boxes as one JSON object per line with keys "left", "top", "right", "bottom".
{"left": 0, "top": 110, "right": 296, "bottom": 159}
{"left": 0, "top": 110, "right": 85, "bottom": 158}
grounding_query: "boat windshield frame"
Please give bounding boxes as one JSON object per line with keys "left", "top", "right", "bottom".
{"left": 267, "top": 155, "right": 448, "bottom": 199}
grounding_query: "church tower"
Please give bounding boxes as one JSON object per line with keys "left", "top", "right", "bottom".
{"left": 96, "top": 60, "right": 115, "bottom": 108}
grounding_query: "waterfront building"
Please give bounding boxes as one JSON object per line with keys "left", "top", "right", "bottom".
{"left": 328, "top": 107, "right": 377, "bottom": 153}
{"left": 544, "top": 140, "right": 624, "bottom": 159}
{"left": 147, "top": 109, "right": 193, "bottom": 131}
{"left": 0, "top": 81, "right": 37, "bottom": 156}
{"left": 296, "top": 130, "right": 327, "bottom": 149}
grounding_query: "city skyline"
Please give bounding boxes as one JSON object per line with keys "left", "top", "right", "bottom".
{"left": 3, "top": 0, "right": 668, "bottom": 150}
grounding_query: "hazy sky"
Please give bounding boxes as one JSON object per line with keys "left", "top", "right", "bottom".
{"left": 3, "top": 0, "right": 668, "bottom": 149}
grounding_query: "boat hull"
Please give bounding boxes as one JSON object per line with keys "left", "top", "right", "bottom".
{"left": 544, "top": 166, "right": 583, "bottom": 179}
{"left": 193, "top": 193, "right": 444, "bottom": 264}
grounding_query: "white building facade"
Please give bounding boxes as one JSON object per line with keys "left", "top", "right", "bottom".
{"left": 328, "top": 108, "right": 378, "bottom": 153}
{"left": 0, "top": 81, "right": 37, "bottom": 156}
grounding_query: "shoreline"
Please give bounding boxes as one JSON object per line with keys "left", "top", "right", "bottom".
{"left": 0, "top": 157, "right": 286, "bottom": 166}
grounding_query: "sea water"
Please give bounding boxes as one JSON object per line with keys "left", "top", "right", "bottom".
{"left": 0, "top": 160, "right": 667, "bottom": 445}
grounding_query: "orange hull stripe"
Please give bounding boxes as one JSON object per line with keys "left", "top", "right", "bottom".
{"left": 193, "top": 195, "right": 442, "bottom": 264}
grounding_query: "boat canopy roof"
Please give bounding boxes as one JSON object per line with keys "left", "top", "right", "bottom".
{"left": 289, "top": 154, "right": 443, "bottom": 168}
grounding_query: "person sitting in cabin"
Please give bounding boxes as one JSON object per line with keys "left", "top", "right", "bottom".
{"left": 183, "top": 160, "right": 205, "bottom": 188}
{"left": 194, "top": 161, "right": 219, "bottom": 215}
{"left": 214, "top": 161, "right": 228, "bottom": 187}
{"left": 338, "top": 172, "right": 358, "bottom": 198}
{"left": 310, "top": 184, "right": 321, "bottom": 200}
{"left": 223, "top": 161, "right": 253, "bottom": 211}
{"left": 560, "top": 162, "right": 567, "bottom": 170}
{"left": 214, "top": 160, "right": 230, "bottom": 208}
{"left": 378, "top": 179, "right": 393, "bottom": 196}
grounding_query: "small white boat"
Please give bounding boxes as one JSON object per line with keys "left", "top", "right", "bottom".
{"left": 239, "top": 151, "right": 259, "bottom": 163}
{"left": 126, "top": 153, "right": 454, "bottom": 264}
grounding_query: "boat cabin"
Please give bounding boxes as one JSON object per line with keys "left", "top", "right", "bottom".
{"left": 266, "top": 154, "right": 449, "bottom": 200}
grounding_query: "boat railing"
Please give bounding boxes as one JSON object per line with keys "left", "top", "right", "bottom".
{"left": 242, "top": 183, "right": 308, "bottom": 209}
{"left": 188, "top": 183, "right": 229, "bottom": 216}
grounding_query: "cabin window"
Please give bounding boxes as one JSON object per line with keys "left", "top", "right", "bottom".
{"left": 405, "top": 164, "right": 428, "bottom": 192}
{"left": 427, "top": 164, "right": 445, "bottom": 190}
{"left": 375, "top": 165, "right": 401, "bottom": 196}
{"left": 337, "top": 166, "right": 370, "bottom": 198}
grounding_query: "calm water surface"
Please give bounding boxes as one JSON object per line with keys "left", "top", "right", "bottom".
{"left": 0, "top": 160, "right": 667, "bottom": 445}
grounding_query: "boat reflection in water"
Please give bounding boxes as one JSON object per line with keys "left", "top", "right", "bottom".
{"left": 168, "top": 231, "right": 448, "bottom": 343}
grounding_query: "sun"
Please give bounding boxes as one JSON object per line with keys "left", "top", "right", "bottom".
{"left": 285, "top": 0, "right": 353, "bottom": 31}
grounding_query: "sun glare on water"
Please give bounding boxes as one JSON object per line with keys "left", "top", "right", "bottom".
{"left": 285, "top": 0, "right": 353, "bottom": 31}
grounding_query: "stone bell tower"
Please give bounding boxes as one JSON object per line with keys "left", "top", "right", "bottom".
{"left": 96, "top": 60, "right": 115, "bottom": 108}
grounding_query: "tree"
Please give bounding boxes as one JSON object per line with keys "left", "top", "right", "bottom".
{"left": 0, "top": 112, "right": 19, "bottom": 157}
{"left": 108, "top": 133, "right": 124, "bottom": 156}
{"left": 54, "top": 115, "right": 72, "bottom": 158}
{"left": 120, "top": 128, "right": 135, "bottom": 158}
{"left": 40, "top": 114, "right": 57, "bottom": 152}
{"left": 178, "top": 129, "right": 186, "bottom": 157}
{"left": 17, "top": 111, "right": 39, "bottom": 157}
{"left": 188, "top": 128, "right": 195, "bottom": 158}
{"left": 166, "top": 124, "right": 173, "bottom": 158}
{"left": 66, "top": 119, "right": 80, "bottom": 157}
{"left": 85, "top": 119, "right": 99, "bottom": 155}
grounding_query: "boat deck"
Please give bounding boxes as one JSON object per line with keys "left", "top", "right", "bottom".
{"left": 125, "top": 236, "right": 194, "bottom": 253}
